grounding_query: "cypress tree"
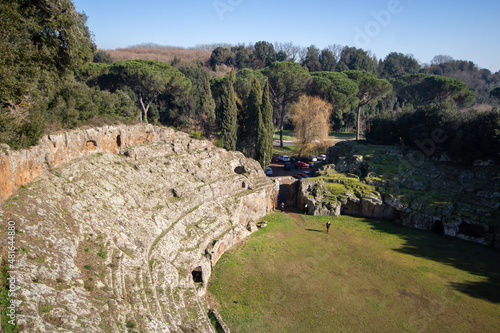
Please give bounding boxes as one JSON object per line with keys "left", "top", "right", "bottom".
{"left": 200, "top": 76, "right": 216, "bottom": 123}
{"left": 261, "top": 81, "right": 274, "bottom": 167}
{"left": 244, "top": 78, "right": 263, "bottom": 157}
{"left": 220, "top": 70, "right": 238, "bottom": 151}
{"left": 255, "top": 107, "right": 269, "bottom": 169}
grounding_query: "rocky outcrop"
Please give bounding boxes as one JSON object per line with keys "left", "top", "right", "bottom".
{"left": 0, "top": 127, "right": 277, "bottom": 332}
{"left": 0, "top": 124, "right": 182, "bottom": 203}
{"left": 300, "top": 141, "right": 500, "bottom": 249}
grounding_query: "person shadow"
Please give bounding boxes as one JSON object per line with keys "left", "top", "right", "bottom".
{"left": 306, "top": 229, "right": 327, "bottom": 233}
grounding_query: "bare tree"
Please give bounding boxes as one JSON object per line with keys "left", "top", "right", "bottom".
{"left": 291, "top": 96, "right": 332, "bottom": 156}
{"left": 327, "top": 44, "right": 344, "bottom": 62}
{"left": 275, "top": 42, "right": 304, "bottom": 62}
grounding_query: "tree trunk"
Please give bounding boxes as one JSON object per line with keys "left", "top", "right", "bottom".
{"left": 280, "top": 101, "right": 286, "bottom": 148}
{"left": 139, "top": 95, "right": 153, "bottom": 124}
{"left": 272, "top": 105, "right": 277, "bottom": 128}
{"left": 356, "top": 104, "right": 361, "bottom": 141}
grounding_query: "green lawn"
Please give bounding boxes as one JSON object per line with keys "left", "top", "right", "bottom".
{"left": 272, "top": 144, "right": 301, "bottom": 157}
{"left": 274, "top": 129, "right": 296, "bottom": 142}
{"left": 273, "top": 130, "right": 357, "bottom": 142}
{"left": 329, "top": 131, "right": 357, "bottom": 140}
{"left": 208, "top": 213, "right": 500, "bottom": 333}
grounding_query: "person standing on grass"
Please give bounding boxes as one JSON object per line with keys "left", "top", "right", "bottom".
{"left": 326, "top": 221, "right": 331, "bottom": 233}
{"left": 304, "top": 203, "right": 308, "bottom": 214}
{"left": 281, "top": 201, "right": 285, "bottom": 212}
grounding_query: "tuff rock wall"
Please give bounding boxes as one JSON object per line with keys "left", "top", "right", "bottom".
{"left": 0, "top": 125, "right": 277, "bottom": 332}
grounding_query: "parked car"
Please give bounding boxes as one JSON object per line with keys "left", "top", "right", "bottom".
{"left": 279, "top": 155, "right": 290, "bottom": 162}
{"left": 296, "top": 161, "right": 310, "bottom": 169}
{"left": 271, "top": 155, "right": 280, "bottom": 163}
{"left": 308, "top": 156, "right": 318, "bottom": 162}
{"left": 265, "top": 167, "right": 273, "bottom": 176}
{"left": 284, "top": 162, "right": 292, "bottom": 170}
{"left": 317, "top": 154, "right": 327, "bottom": 161}
{"left": 291, "top": 156, "right": 300, "bottom": 163}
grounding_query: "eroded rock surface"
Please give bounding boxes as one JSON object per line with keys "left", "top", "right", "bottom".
{"left": 0, "top": 128, "right": 276, "bottom": 332}
{"left": 300, "top": 141, "right": 500, "bottom": 249}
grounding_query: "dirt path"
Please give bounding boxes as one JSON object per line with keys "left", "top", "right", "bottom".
{"left": 286, "top": 211, "right": 305, "bottom": 227}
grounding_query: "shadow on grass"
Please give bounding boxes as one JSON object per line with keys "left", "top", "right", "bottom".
{"left": 361, "top": 218, "right": 500, "bottom": 304}
{"left": 306, "top": 228, "right": 325, "bottom": 233}
{"left": 329, "top": 131, "right": 356, "bottom": 139}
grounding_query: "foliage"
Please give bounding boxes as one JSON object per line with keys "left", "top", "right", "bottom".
{"left": 261, "top": 62, "right": 312, "bottom": 146}
{"left": 366, "top": 107, "right": 500, "bottom": 162}
{"left": 254, "top": 102, "right": 269, "bottom": 169}
{"left": 238, "top": 79, "right": 272, "bottom": 168}
{"left": 93, "top": 51, "right": 113, "bottom": 64}
{"left": 218, "top": 71, "right": 238, "bottom": 151}
{"left": 177, "top": 65, "right": 216, "bottom": 132}
{"left": 1, "top": 9, "right": 498, "bottom": 163}
{"left": 319, "top": 48, "right": 337, "bottom": 72}
{"left": 423, "top": 58, "right": 500, "bottom": 104}
{"left": 344, "top": 70, "right": 392, "bottom": 140}
{"left": 302, "top": 45, "right": 321, "bottom": 72}
{"left": 209, "top": 46, "right": 234, "bottom": 70}
{"left": 490, "top": 87, "right": 500, "bottom": 102}
{"left": 261, "top": 81, "right": 274, "bottom": 167}
{"left": 46, "top": 79, "right": 138, "bottom": 129}
{"left": 421, "top": 75, "right": 476, "bottom": 107}
{"left": 234, "top": 69, "right": 268, "bottom": 104}
{"left": 253, "top": 41, "right": 277, "bottom": 68}
{"left": 310, "top": 72, "right": 359, "bottom": 130}
{"left": 239, "top": 78, "right": 263, "bottom": 156}
{"left": 0, "top": 0, "right": 95, "bottom": 149}
{"left": 291, "top": 96, "right": 332, "bottom": 156}
{"left": 337, "top": 47, "right": 377, "bottom": 73}
{"left": 379, "top": 52, "right": 420, "bottom": 79}
{"left": 109, "top": 60, "right": 191, "bottom": 123}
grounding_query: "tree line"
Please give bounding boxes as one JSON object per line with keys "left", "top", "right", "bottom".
{"left": 1, "top": 0, "right": 499, "bottom": 164}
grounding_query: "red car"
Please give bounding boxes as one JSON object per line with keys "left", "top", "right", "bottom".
{"left": 296, "top": 161, "right": 309, "bottom": 169}
{"left": 271, "top": 156, "right": 280, "bottom": 163}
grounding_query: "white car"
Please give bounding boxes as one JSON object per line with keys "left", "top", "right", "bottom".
{"left": 317, "top": 154, "right": 327, "bottom": 161}
{"left": 279, "top": 155, "right": 290, "bottom": 162}
{"left": 265, "top": 167, "right": 273, "bottom": 176}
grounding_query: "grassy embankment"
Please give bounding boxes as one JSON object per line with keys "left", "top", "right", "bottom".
{"left": 208, "top": 213, "right": 500, "bottom": 333}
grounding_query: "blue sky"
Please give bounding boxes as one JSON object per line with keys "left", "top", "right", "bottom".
{"left": 72, "top": 0, "right": 500, "bottom": 72}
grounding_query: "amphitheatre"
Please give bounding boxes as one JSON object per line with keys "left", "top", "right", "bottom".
{"left": 1, "top": 124, "right": 499, "bottom": 332}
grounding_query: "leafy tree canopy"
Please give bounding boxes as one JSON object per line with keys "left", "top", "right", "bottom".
{"left": 337, "top": 47, "right": 377, "bottom": 73}
{"left": 310, "top": 72, "right": 359, "bottom": 111}
{"left": 110, "top": 60, "right": 191, "bottom": 122}
{"left": 344, "top": 70, "right": 392, "bottom": 140}
{"left": 379, "top": 52, "right": 420, "bottom": 79}
{"left": 422, "top": 75, "right": 476, "bottom": 107}
{"left": 490, "top": 87, "right": 500, "bottom": 102}
{"left": 261, "top": 61, "right": 311, "bottom": 146}
{"left": 93, "top": 50, "right": 114, "bottom": 64}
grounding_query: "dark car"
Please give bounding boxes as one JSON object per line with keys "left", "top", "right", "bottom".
{"left": 284, "top": 162, "right": 292, "bottom": 170}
